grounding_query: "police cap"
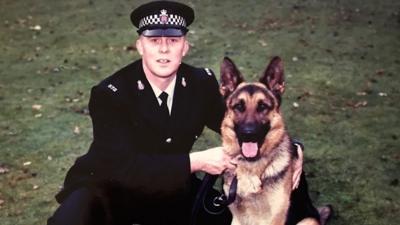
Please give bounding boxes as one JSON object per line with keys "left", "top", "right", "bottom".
{"left": 130, "top": 1, "right": 195, "bottom": 37}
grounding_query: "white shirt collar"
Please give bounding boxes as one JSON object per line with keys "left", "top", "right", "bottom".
{"left": 148, "top": 76, "right": 176, "bottom": 114}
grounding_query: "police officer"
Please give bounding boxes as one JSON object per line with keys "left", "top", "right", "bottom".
{"left": 47, "top": 1, "right": 236, "bottom": 225}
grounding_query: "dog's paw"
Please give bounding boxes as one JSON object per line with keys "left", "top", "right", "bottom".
{"left": 237, "top": 175, "right": 262, "bottom": 197}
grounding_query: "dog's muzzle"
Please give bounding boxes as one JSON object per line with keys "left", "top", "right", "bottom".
{"left": 235, "top": 123, "right": 270, "bottom": 161}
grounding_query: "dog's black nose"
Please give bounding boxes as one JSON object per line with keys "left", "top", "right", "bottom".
{"left": 235, "top": 123, "right": 270, "bottom": 142}
{"left": 240, "top": 126, "right": 258, "bottom": 142}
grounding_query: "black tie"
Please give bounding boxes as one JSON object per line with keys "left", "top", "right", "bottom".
{"left": 159, "top": 92, "right": 170, "bottom": 121}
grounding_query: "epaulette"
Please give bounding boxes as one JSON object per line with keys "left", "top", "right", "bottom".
{"left": 204, "top": 67, "right": 214, "bottom": 76}
{"left": 107, "top": 84, "right": 118, "bottom": 93}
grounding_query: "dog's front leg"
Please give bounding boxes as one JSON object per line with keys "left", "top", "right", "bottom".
{"left": 269, "top": 211, "right": 289, "bottom": 225}
{"left": 237, "top": 174, "right": 262, "bottom": 197}
{"left": 230, "top": 216, "right": 241, "bottom": 225}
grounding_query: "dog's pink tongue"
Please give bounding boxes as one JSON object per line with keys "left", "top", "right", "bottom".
{"left": 242, "top": 142, "right": 258, "bottom": 158}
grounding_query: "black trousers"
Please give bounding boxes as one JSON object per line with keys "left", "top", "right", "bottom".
{"left": 47, "top": 177, "right": 232, "bottom": 225}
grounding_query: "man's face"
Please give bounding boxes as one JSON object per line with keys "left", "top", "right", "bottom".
{"left": 136, "top": 35, "right": 189, "bottom": 79}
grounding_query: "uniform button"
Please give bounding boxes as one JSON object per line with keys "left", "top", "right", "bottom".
{"left": 195, "top": 135, "right": 198, "bottom": 139}
{"left": 165, "top": 138, "right": 172, "bottom": 143}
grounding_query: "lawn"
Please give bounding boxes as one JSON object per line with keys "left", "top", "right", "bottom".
{"left": 0, "top": 0, "right": 399, "bottom": 224}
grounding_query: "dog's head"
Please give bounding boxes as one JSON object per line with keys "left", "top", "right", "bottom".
{"left": 220, "top": 56, "right": 286, "bottom": 161}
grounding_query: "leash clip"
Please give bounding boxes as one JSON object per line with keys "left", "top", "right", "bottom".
{"left": 213, "top": 195, "right": 227, "bottom": 207}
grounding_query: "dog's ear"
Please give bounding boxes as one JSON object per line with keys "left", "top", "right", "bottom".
{"left": 220, "top": 57, "right": 244, "bottom": 99}
{"left": 259, "top": 56, "right": 285, "bottom": 96}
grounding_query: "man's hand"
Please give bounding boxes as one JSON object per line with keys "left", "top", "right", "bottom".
{"left": 189, "top": 147, "right": 236, "bottom": 175}
{"left": 292, "top": 143, "right": 303, "bottom": 190}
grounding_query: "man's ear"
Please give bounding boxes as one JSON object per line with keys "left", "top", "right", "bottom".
{"left": 220, "top": 57, "right": 244, "bottom": 99}
{"left": 136, "top": 38, "right": 143, "bottom": 56}
{"left": 182, "top": 39, "right": 189, "bottom": 57}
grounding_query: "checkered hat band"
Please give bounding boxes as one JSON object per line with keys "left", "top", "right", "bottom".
{"left": 139, "top": 14, "right": 187, "bottom": 28}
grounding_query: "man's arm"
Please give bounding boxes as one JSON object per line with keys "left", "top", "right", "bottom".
{"left": 292, "top": 143, "right": 304, "bottom": 190}
{"left": 189, "top": 147, "right": 235, "bottom": 174}
{"left": 203, "top": 68, "right": 226, "bottom": 133}
{"left": 187, "top": 68, "right": 235, "bottom": 175}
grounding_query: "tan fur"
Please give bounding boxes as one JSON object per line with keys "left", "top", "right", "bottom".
{"left": 297, "top": 218, "right": 320, "bottom": 225}
{"left": 221, "top": 84, "right": 320, "bottom": 225}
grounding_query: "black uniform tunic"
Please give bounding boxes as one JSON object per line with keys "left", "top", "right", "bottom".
{"left": 54, "top": 59, "right": 226, "bottom": 224}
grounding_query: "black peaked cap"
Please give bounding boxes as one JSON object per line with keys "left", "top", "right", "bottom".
{"left": 131, "top": 1, "right": 194, "bottom": 33}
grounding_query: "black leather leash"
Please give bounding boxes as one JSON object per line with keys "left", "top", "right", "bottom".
{"left": 190, "top": 174, "right": 237, "bottom": 225}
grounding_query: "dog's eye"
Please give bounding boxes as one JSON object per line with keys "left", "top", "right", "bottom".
{"left": 233, "top": 101, "right": 245, "bottom": 113}
{"left": 257, "top": 101, "right": 270, "bottom": 112}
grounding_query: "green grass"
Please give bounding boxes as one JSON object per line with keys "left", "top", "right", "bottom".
{"left": 1, "top": 0, "right": 399, "bottom": 224}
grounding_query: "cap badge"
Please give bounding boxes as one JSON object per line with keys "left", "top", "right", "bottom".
{"left": 160, "top": 9, "right": 168, "bottom": 24}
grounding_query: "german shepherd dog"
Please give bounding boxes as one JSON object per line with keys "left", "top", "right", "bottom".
{"left": 220, "top": 57, "right": 331, "bottom": 225}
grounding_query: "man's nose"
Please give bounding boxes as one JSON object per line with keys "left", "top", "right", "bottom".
{"left": 159, "top": 38, "right": 169, "bottom": 53}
